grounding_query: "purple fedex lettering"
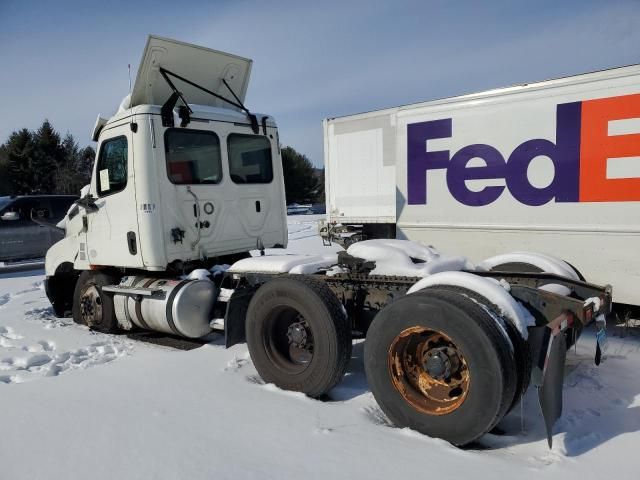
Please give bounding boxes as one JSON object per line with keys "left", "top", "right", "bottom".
{"left": 506, "top": 102, "right": 581, "bottom": 205}
{"left": 407, "top": 101, "right": 582, "bottom": 206}
{"left": 448, "top": 144, "right": 506, "bottom": 206}
{"left": 407, "top": 119, "right": 451, "bottom": 205}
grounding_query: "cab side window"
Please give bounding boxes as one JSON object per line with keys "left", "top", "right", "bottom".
{"left": 97, "top": 136, "right": 128, "bottom": 196}
{"left": 227, "top": 134, "right": 273, "bottom": 184}
{"left": 165, "top": 129, "right": 222, "bottom": 184}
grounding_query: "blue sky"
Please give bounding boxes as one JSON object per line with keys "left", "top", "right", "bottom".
{"left": 1, "top": 0, "right": 640, "bottom": 166}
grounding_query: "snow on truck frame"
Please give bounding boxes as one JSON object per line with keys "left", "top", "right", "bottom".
{"left": 44, "top": 36, "right": 612, "bottom": 448}
{"left": 320, "top": 63, "right": 640, "bottom": 316}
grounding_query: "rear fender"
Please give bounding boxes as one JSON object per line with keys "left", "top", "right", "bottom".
{"left": 478, "top": 251, "right": 578, "bottom": 280}
{"left": 45, "top": 235, "right": 79, "bottom": 277}
{"left": 224, "top": 285, "right": 259, "bottom": 348}
{"left": 407, "top": 271, "right": 534, "bottom": 340}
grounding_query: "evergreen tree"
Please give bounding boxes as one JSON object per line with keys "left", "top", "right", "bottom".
{"left": 56, "top": 142, "right": 94, "bottom": 194}
{"left": 281, "top": 146, "right": 322, "bottom": 204}
{"left": 77, "top": 146, "right": 96, "bottom": 187}
{"left": 32, "top": 120, "right": 63, "bottom": 193}
{"left": 315, "top": 168, "right": 325, "bottom": 203}
{"left": 5, "top": 128, "right": 35, "bottom": 194}
{"left": 54, "top": 133, "right": 82, "bottom": 194}
{"left": 0, "top": 144, "right": 12, "bottom": 195}
{"left": 1, "top": 121, "right": 95, "bottom": 195}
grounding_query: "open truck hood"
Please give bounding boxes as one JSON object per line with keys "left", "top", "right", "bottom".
{"left": 130, "top": 35, "right": 252, "bottom": 111}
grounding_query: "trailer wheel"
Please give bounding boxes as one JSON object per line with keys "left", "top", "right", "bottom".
{"left": 364, "top": 289, "right": 517, "bottom": 446}
{"left": 426, "top": 286, "right": 531, "bottom": 414}
{"left": 72, "top": 271, "right": 120, "bottom": 333}
{"left": 246, "top": 275, "right": 352, "bottom": 397}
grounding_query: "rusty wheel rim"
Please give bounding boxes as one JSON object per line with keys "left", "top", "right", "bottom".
{"left": 388, "top": 327, "right": 470, "bottom": 415}
{"left": 79, "top": 284, "right": 103, "bottom": 327}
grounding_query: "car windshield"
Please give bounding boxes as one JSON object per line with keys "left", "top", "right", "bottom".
{"left": 0, "top": 196, "right": 12, "bottom": 211}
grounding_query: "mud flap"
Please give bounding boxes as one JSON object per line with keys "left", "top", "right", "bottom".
{"left": 224, "top": 286, "right": 257, "bottom": 348}
{"left": 528, "top": 326, "right": 567, "bottom": 448}
{"left": 529, "top": 326, "right": 567, "bottom": 448}
{"left": 539, "top": 334, "right": 567, "bottom": 448}
{"left": 595, "top": 314, "right": 608, "bottom": 366}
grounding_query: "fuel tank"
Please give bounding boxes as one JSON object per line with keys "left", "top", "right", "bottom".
{"left": 114, "top": 276, "right": 217, "bottom": 338}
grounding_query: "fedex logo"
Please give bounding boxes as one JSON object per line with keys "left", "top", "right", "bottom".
{"left": 407, "top": 93, "right": 640, "bottom": 206}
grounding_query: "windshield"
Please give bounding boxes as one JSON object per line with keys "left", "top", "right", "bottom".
{"left": 0, "top": 196, "right": 12, "bottom": 212}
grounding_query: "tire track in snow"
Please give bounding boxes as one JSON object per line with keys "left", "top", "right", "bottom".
{"left": 22, "top": 340, "right": 55, "bottom": 353}
{"left": 0, "top": 326, "right": 23, "bottom": 341}
{"left": 24, "top": 307, "right": 74, "bottom": 329}
{"left": 0, "top": 340, "right": 131, "bottom": 385}
{"left": 0, "top": 293, "right": 11, "bottom": 307}
{"left": 0, "top": 281, "right": 44, "bottom": 308}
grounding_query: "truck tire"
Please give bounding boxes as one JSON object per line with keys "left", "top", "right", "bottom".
{"left": 72, "top": 271, "right": 120, "bottom": 333}
{"left": 45, "top": 271, "right": 78, "bottom": 318}
{"left": 245, "top": 275, "right": 352, "bottom": 397}
{"left": 425, "top": 285, "right": 531, "bottom": 415}
{"left": 364, "top": 289, "right": 517, "bottom": 446}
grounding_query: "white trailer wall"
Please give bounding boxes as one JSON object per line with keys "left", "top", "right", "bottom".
{"left": 324, "top": 111, "right": 397, "bottom": 224}
{"left": 325, "top": 65, "right": 640, "bottom": 306}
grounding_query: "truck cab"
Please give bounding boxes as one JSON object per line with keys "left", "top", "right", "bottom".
{"left": 77, "top": 103, "right": 286, "bottom": 271}
{"left": 45, "top": 36, "right": 287, "bottom": 315}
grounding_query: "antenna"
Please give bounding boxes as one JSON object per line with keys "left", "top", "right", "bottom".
{"left": 127, "top": 64, "right": 135, "bottom": 128}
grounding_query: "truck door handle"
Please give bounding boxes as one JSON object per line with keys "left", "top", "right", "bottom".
{"left": 255, "top": 201, "right": 261, "bottom": 213}
{"left": 186, "top": 186, "right": 201, "bottom": 250}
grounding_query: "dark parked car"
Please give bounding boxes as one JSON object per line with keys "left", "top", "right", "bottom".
{"left": 0, "top": 195, "right": 78, "bottom": 262}
{"left": 309, "top": 203, "right": 326, "bottom": 214}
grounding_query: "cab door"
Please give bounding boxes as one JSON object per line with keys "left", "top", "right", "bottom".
{"left": 86, "top": 123, "right": 143, "bottom": 268}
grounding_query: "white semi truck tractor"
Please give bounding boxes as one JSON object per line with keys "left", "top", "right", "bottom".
{"left": 44, "top": 36, "right": 613, "bottom": 448}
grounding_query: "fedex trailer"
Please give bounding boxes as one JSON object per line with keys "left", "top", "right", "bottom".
{"left": 322, "top": 64, "right": 640, "bottom": 315}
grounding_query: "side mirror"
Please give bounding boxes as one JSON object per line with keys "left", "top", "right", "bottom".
{"left": 1, "top": 211, "right": 19, "bottom": 221}
{"left": 75, "top": 194, "right": 99, "bottom": 213}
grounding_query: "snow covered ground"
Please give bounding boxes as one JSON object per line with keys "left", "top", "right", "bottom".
{"left": 1, "top": 214, "right": 639, "bottom": 479}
